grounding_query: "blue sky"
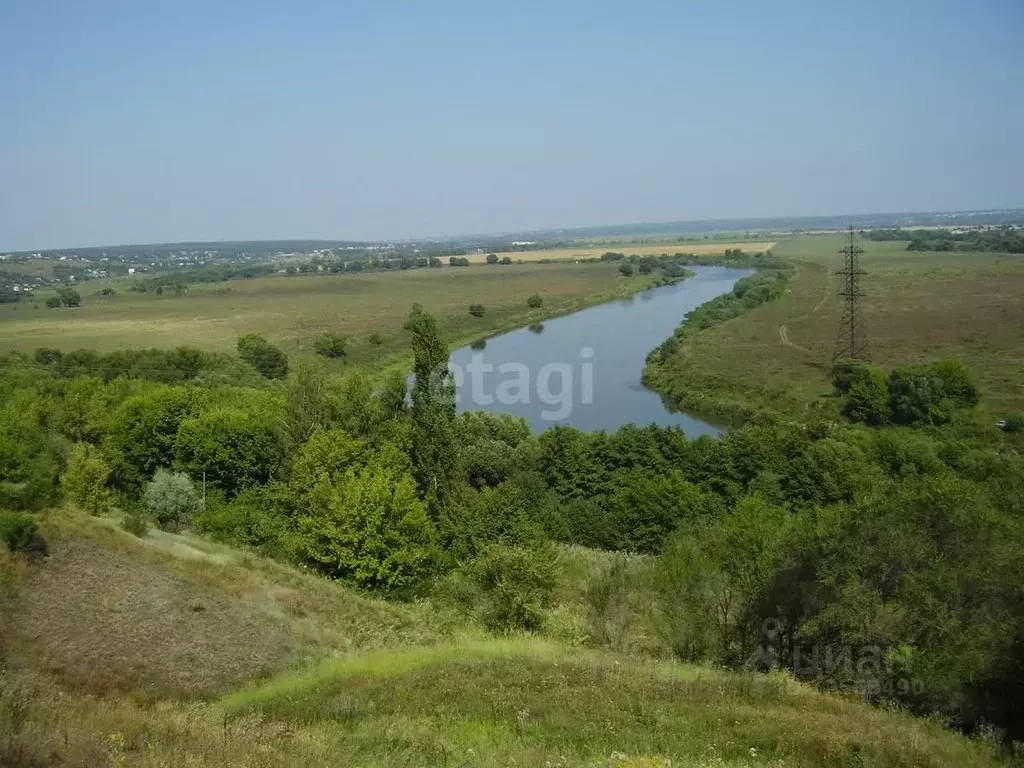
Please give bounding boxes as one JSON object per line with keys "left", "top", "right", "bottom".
{"left": 1, "top": 0, "right": 1022, "bottom": 250}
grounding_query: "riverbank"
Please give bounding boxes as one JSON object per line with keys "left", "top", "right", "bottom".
{"left": 356, "top": 269, "right": 693, "bottom": 383}
{"left": 642, "top": 266, "right": 794, "bottom": 424}
{"left": 641, "top": 234, "right": 1024, "bottom": 424}
{"left": 444, "top": 266, "right": 750, "bottom": 435}
{"left": 0, "top": 262, "right": 654, "bottom": 362}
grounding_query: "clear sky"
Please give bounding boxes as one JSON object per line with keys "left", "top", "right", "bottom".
{"left": 1, "top": 0, "right": 1022, "bottom": 251}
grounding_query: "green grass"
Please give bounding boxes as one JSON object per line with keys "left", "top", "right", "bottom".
{"left": 0, "top": 263, "right": 656, "bottom": 373}
{"left": 0, "top": 511, "right": 1008, "bottom": 766}
{"left": 646, "top": 235, "right": 1024, "bottom": 420}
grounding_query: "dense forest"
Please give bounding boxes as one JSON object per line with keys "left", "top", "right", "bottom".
{"left": 2, "top": 296, "right": 1023, "bottom": 747}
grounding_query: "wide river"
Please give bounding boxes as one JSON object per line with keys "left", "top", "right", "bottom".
{"left": 449, "top": 266, "right": 754, "bottom": 436}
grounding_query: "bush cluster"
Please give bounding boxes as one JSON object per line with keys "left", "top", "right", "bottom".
{"left": 832, "top": 359, "right": 979, "bottom": 426}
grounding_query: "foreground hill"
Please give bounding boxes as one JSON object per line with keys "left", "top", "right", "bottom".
{"left": 0, "top": 512, "right": 1004, "bottom": 767}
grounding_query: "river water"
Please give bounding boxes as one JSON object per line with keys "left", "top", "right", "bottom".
{"left": 449, "top": 266, "right": 753, "bottom": 436}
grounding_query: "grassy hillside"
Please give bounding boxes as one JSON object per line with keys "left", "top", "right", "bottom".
{"left": 645, "top": 234, "right": 1024, "bottom": 419}
{"left": 0, "top": 512, "right": 1005, "bottom": 767}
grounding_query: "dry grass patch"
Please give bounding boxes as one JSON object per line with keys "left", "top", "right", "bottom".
{"left": 0, "top": 514, "right": 455, "bottom": 699}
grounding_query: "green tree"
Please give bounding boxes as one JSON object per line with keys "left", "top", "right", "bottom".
{"left": 405, "top": 306, "right": 459, "bottom": 516}
{"left": 281, "top": 359, "right": 335, "bottom": 449}
{"left": 45, "top": 296, "right": 61, "bottom": 309}
{"left": 468, "top": 303, "right": 485, "bottom": 317}
{"left": 104, "top": 387, "right": 206, "bottom": 493}
{"left": 486, "top": 253, "right": 499, "bottom": 265}
{"left": 832, "top": 360, "right": 891, "bottom": 425}
{"left": 606, "top": 469, "right": 718, "bottom": 554}
{"left": 236, "top": 333, "right": 289, "bottom": 379}
{"left": 57, "top": 286, "right": 81, "bottom": 307}
{"left": 500, "top": 256, "right": 512, "bottom": 265}
{"left": 443, "top": 481, "right": 545, "bottom": 560}
{"left": 298, "top": 459, "right": 438, "bottom": 594}
{"left": 526, "top": 294, "right": 543, "bottom": 308}
{"left": 290, "top": 427, "right": 371, "bottom": 496}
{"left": 888, "top": 360, "right": 979, "bottom": 425}
{"left": 618, "top": 263, "right": 634, "bottom": 276}
{"left": 62, "top": 442, "right": 113, "bottom": 515}
{"left": 174, "top": 408, "right": 283, "bottom": 497}
{"left": 313, "top": 332, "right": 347, "bottom": 358}
{"left": 0, "top": 401, "right": 60, "bottom": 510}
{"left": 144, "top": 468, "right": 203, "bottom": 530}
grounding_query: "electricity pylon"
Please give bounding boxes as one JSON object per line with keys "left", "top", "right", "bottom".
{"left": 833, "top": 225, "right": 869, "bottom": 362}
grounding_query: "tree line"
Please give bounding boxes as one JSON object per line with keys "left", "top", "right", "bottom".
{"left": 866, "top": 227, "right": 1024, "bottom": 254}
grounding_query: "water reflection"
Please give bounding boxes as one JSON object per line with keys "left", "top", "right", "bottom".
{"left": 449, "top": 266, "right": 753, "bottom": 437}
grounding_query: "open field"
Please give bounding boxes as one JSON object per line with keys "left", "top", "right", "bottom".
{"left": 1, "top": 512, "right": 1004, "bottom": 767}
{"left": 467, "top": 241, "right": 776, "bottom": 263}
{"left": 648, "top": 234, "right": 1024, "bottom": 419}
{"left": 0, "top": 262, "right": 655, "bottom": 368}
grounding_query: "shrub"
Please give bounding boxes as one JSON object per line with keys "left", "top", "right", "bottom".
{"left": 0, "top": 406, "right": 61, "bottom": 511}
{"left": 298, "top": 462, "right": 438, "bottom": 594}
{"left": 486, "top": 253, "right": 499, "bottom": 264}
{"left": 101, "top": 287, "right": 116, "bottom": 295}
{"left": 57, "top": 286, "right": 81, "bottom": 307}
{"left": 888, "top": 360, "right": 979, "bottom": 425}
{"left": 45, "top": 296, "right": 61, "bottom": 309}
{"left": 144, "top": 468, "right": 203, "bottom": 531}
{"left": 0, "top": 511, "right": 40, "bottom": 552}
{"left": 195, "top": 481, "right": 296, "bottom": 557}
{"left": 500, "top": 256, "right": 512, "bottom": 265}
{"left": 618, "top": 263, "right": 634, "bottom": 276}
{"left": 1002, "top": 414, "right": 1024, "bottom": 433}
{"left": 468, "top": 304, "right": 485, "bottom": 317}
{"left": 236, "top": 333, "right": 289, "bottom": 379}
{"left": 368, "top": 332, "right": 384, "bottom": 346}
{"left": 34, "top": 347, "right": 63, "bottom": 365}
{"left": 831, "top": 360, "right": 890, "bottom": 425}
{"left": 122, "top": 510, "right": 149, "bottom": 537}
{"left": 313, "top": 332, "right": 347, "bottom": 358}
{"left": 443, "top": 545, "right": 558, "bottom": 633}
{"left": 62, "top": 442, "right": 113, "bottom": 515}
{"left": 526, "top": 294, "right": 543, "bottom": 308}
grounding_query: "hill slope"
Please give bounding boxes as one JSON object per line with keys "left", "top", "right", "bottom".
{"left": 0, "top": 513, "right": 1005, "bottom": 767}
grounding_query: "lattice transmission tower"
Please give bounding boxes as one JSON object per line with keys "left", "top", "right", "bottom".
{"left": 833, "top": 225, "right": 869, "bottom": 362}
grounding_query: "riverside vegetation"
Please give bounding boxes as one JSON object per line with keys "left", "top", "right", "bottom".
{"left": 1, "top": 244, "right": 1022, "bottom": 766}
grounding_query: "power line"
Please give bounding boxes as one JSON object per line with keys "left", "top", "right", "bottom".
{"left": 833, "top": 225, "right": 869, "bottom": 362}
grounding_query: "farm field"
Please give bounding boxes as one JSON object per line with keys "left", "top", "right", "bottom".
{"left": 648, "top": 234, "right": 1024, "bottom": 419}
{"left": 0, "top": 262, "right": 654, "bottom": 368}
{"left": 467, "top": 241, "right": 776, "bottom": 263}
